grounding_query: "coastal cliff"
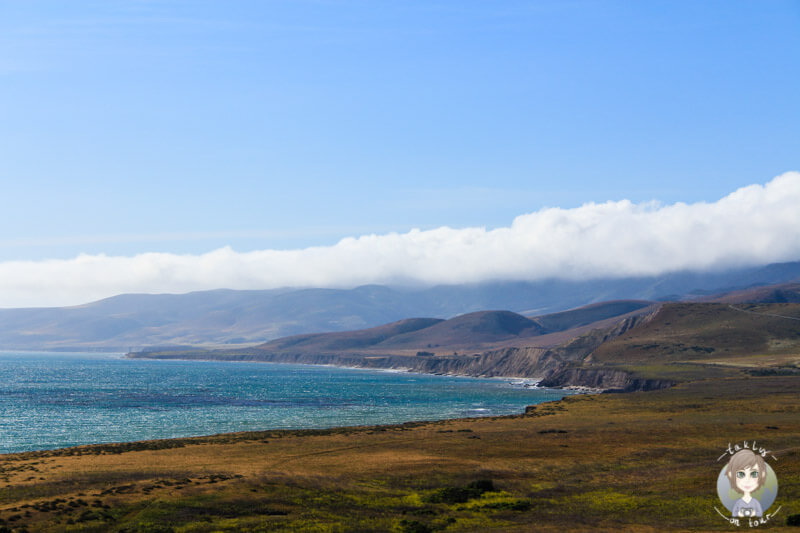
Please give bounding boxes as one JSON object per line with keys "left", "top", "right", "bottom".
{"left": 538, "top": 367, "right": 674, "bottom": 392}
{"left": 130, "top": 347, "right": 555, "bottom": 378}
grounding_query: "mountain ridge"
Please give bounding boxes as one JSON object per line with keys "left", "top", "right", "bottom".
{"left": 1, "top": 260, "right": 799, "bottom": 351}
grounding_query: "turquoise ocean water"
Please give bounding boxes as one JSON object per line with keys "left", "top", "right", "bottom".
{"left": 0, "top": 351, "right": 570, "bottom": 454}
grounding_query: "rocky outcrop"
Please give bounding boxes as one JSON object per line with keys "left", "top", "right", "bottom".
{"left": 133, "top": 347, "right": 558, "bottom": 379}
{"left": 538, "top": 367, "right": 673, "bottom": 392}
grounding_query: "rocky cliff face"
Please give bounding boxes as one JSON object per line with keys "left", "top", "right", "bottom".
{"left": 538, "top": 367, "right": 673, "bottom": 392}
{"left": 530, "top": 309, "right": 673, "bottom": 392}
{"left": 149, "top": 347, "right": 556, "bottom": 378}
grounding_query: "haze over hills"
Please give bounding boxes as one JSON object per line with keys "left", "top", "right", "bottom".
{"left": 692, "top": 281, "right": 800, "bottom": 304}
{"left": 0, "top": 261, "right": 798, "bottom": 351}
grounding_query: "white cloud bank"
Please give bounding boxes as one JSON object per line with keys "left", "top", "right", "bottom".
{"left": 3, "top": 172, "right": 800, "bottom": 308}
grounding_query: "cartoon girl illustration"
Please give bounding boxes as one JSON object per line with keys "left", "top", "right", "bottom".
{"left": 725, "top": 449, "right": 766, "bottom": 517}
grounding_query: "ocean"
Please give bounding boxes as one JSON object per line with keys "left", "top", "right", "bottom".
{"left": 0, "top": 351, "right": 571, "bottom": 454}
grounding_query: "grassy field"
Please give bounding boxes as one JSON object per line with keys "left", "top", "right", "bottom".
{"left": 1, "top": 374, "right": 798, "bottom": 532}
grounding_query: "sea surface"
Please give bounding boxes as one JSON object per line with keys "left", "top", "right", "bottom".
{"left": 0, "top": 351, "right": 572, "bottom": 454}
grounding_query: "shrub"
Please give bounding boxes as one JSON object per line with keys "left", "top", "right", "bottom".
{"left": 425, "top": 487, "right": 479, "bottom": 504}
{"left": 424, "top": 479, "right": 495, "bottom": 504}
{"left": 398, "top": 519, "right": 433, "bottom": 533}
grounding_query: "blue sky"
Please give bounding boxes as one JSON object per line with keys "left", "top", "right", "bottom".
{"left": 1, "top": 1, "right": 799, "bottom": 306}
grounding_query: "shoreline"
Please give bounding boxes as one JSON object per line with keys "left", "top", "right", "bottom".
{"left": 0, "top": 400, "right": 559, "bottom": 459}
{"left": 129, "top": 351, "right": 615, "bottom": 393}
{"left": 127, "top": 350, "right": 565, "bottom": 384}
{"left": 135, "top": 354, "right": 558, "bottom": 387}
{"left": 0, "top": 351, "right": 579, "bottom": 456}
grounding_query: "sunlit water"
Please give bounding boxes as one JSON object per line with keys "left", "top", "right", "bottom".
{"left": 0, "top": 351, "right": 571, "bottom": 453}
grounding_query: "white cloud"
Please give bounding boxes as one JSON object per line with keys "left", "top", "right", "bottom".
{"left": 2, "top": 172, "right": 800, "bottom": 308}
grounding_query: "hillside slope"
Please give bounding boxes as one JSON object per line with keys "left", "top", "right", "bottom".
{"left": 539, "top": 302, "right": 800, "bottom": 389}
{"left": 591, "top": 302, "right": 800, "bottom": 364}
{"left": 257, "top": 317, "right": 445, "bottom": 352}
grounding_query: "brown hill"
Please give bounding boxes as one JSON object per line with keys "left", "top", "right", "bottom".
{"left": 590, "top": 302, "right": 800, "bottom": 364}
{"left": 537, "top": 301, "right": 800, "bottom": 390}
{"left": 257, "top": 317, "right": 444, "bottom": 352}
{"left": 531, "top": 300, "right": 652, "bottom": 331}
{"left": 254, "top": 311, "right": 546, "bottom": 354}
{"left": 374, "top": 310, "right": 547, "bottom": 349}
{"left": 252, "top": 301, "right": 657, "bottom": 356}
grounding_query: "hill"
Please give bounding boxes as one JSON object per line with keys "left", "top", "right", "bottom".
{"left": 257, "top": 317, "right": 446, "bottom": 352}
{"left": 539, "top": 302, "right": 800, "bottom": 389}
{"left": 531, "top": 299, "right": 652, "bottom": 331}
{"left": 255, "top": 310, "right": 548, "bottom": 354}
{"left": 1, "top": 260, "right": 799, "bottom": 351}
{"left": 252, "top": 301, "right": 655, "bottom": 355}
{"left": 591, "top": 302, "right": 800, "bottom": 364}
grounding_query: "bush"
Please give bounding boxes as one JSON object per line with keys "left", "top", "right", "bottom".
{"left": 466, "top": 479, "right": 495, "bottom": 493}
{"left": 786, "top": 513, "right": 800, "bottom": 526}
{"left": 424, "top": 479, "right": 495, "bottom": 504}
{"left": 398, "top": 519, "right": 433, "bottom": 533}
{"left": 479, "top": 499, "right": 531, "bottom": 511}
{"left": 426, "top": 487, "right": 482, "bottom": 504}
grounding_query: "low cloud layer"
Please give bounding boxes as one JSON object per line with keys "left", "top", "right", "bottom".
{"left": 3, "top": 172, "right": 800, "bottom": 308}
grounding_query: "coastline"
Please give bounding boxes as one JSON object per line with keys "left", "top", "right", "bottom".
{"left": 131, "top": 352, "right": 558, "bottom": 387}
{"left": 0, "top": 407, "right": 533, "bottom": 460}
{"left": 127, "top": 349, "right": 631, "bottom": 393}
{"left": 1, "top": 351, "right": 571, "bottom": 456}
